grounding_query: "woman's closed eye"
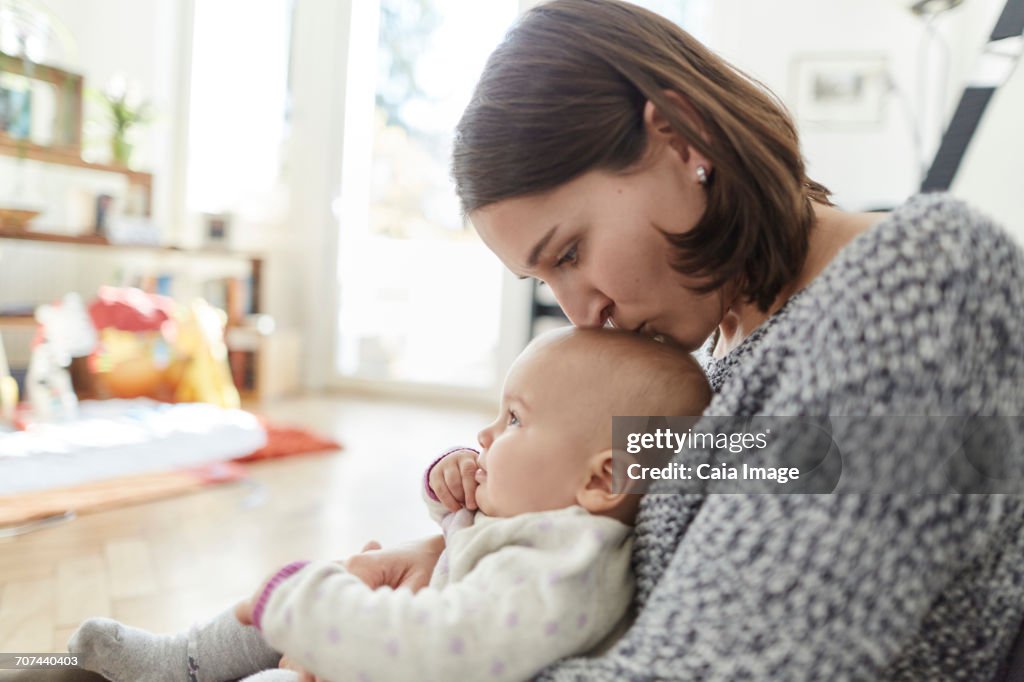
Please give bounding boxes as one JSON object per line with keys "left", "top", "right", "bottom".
{"left": 532, "top": 242, "right": 579, "bottom": 287}
{"left": 555, "top": 242, "right": 579, "bottom": 268}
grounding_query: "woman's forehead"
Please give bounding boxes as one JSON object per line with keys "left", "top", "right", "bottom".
{"left": 471, "top": 199, "right": 551, "bottom": 271}
{"left": 470, "top": 175, "right": 609, "bottom": 264}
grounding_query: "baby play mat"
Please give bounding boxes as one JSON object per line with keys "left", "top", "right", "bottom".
{"left": 0, "top": 399, "right": 267, "bottom": 496}
{"left": 0, "top": 400, "right": 342, "bottom": 532}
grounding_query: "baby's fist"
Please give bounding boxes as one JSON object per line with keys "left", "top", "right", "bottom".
{"left": 429, "top": 448, "right": 480, "bottom": 512}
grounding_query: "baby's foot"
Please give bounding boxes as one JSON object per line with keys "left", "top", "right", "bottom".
{"left": 68, "top": 617, "right": 192, "bottom": 682}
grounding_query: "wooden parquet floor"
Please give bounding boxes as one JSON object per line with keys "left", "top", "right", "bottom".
{"left": 0, "top": 393, "right": 491, "bottom": 655}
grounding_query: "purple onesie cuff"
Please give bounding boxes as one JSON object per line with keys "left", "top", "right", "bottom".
{"left": 252, "top": 560, "right": 310, "bottom": 632}
{"left": 424, "top": 446, "right": 480, "bottom": 501}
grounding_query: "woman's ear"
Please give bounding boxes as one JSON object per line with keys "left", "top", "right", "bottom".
{"left": 575, "top": 449, "right": 639, "bottom": 518}
{"left": 642, "top": 90, "right": 711, "bottom": 176}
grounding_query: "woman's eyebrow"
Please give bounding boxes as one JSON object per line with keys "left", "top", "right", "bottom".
{"left": 525, "top": 224, "right": 560, "bottom": 269}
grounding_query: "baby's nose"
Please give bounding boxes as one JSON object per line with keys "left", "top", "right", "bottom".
{"left": 477, "top": 426, "right": 492, "bottom": 450}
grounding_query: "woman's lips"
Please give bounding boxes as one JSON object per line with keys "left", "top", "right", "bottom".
{"left": 640, "top": 322, "right": 659, "bottom": 337}
{"left": 639, "top": 322, "right": 668, "bottom": 344}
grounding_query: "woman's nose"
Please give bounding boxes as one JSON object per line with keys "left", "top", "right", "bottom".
{"left": 549, "top": 283, "right": 612, "bottom": 328}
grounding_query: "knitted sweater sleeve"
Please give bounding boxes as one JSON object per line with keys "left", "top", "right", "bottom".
{"left": 534, "top": 195, "right": 1024, "bottom": 680}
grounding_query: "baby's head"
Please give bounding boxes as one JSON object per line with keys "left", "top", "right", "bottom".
{"left": 474, "top": 327, "right": 711, "bottom": 523}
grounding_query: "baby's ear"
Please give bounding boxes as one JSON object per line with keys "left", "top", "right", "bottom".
{"left": 576, "top": 449, "right": 640, "bottom": 516}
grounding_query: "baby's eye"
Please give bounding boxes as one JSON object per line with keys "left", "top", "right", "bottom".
{"left": 507, "top": 410, "right": 521, "bottom": 427}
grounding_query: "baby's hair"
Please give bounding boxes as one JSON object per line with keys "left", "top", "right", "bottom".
{"left": 532, "top": 327, "right": 712, "bottom": 423}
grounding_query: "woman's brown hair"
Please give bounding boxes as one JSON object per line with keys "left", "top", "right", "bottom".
{"left": 452, "top": 0, "right": 832, "bottom": 311}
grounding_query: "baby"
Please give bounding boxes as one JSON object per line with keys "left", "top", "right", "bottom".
{"left": 69, "top": 327, "right": 710, "bottom": 682}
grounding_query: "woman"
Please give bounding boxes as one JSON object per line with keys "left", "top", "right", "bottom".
{"left": 348, "top": 0, "right": 1024, "bottom": 679}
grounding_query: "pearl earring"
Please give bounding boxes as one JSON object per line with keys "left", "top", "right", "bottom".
{"left": 696, "top": 165, "right": 708, "bottom": 185}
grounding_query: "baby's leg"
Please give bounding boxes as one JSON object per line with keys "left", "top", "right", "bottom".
{"left": 67, "top": 607, "right": 281, "bottom": 682}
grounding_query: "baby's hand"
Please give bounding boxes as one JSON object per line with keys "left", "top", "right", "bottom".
{"left": 428, "top": 448, "right": 480, "bottom": 512}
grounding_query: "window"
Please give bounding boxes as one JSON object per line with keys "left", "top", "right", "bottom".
{"left": 335, "top": 0, "right": 517, "bottom": 390}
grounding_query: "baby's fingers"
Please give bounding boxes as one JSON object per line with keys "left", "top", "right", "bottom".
{"left": 459, "top": 457, "right": 479, "bottom": 510}
{"left": 434, "top": 481, "right": 460, "bottom": 512}
{"left": 428, "top": 465, "right": 457, "bottom": 511}
{"left": 442, "top": 465, "right": 466, "bottom": 509}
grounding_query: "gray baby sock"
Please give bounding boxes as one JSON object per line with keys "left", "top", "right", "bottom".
{"left": 68, "top": 607, "right": 282, "bottom": 682}
{"left": 68, "top": 617, "right": 190, "bottom": 682}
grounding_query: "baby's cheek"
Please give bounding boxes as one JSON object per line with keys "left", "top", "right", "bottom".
{"left": 474, "top": 485, "right": 490, "bottom": 513}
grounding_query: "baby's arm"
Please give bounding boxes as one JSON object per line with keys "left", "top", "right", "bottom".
{"left": 252, "top": 528, "right": 632, "bottom": 681}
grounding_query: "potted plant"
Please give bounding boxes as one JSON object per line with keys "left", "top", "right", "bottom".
{"left": 95, "top": 77, "right": 151, "bottom": 167}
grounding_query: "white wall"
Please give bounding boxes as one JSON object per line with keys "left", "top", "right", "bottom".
{"left": 704, "top": 0, "right": 1009, "bottom": 211}
{"left": 953, "top": 53, "right": 1024, "bottom": 242}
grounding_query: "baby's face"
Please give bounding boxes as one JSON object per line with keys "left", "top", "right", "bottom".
{"left": 473, "top": 337, "right": 607, "bottom": 517}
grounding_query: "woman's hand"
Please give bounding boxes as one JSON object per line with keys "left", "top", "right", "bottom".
{"left": 428, "top": 448, "right": 481, "bottom": 511}
{"left": 279, "top": 654, "right": 325, "bottom": 682}
{"left": 234, "top": 597, "right": 254, "bottom": 626}
{"left": 234, "top": 563, "right": 300, "bottom": 626}
{"left": 234, "top": 571, "right": 274, "bottom": 626}
{"left": 344, "top": 535, "right": 445, "bottom": 592}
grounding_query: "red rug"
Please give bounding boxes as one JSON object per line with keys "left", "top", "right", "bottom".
{"left": 234, "top": 418, "right": 343, "bottom": 462}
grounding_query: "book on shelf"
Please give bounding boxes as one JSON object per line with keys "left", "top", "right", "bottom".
{"left": 200, "top": 275, "right": 255, "bottom": 324}
{"left": 228, "top": 348, "right": 258, "bottom": 395}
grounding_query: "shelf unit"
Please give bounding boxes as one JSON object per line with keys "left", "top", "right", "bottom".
{"left": 0, "top": 53, "right": 273, "bottom": 401}
{"left": 0, "top": 137, "right": 154, "bottom": 216}
{"left": 0, "top": 52, "right": 153, "bottom": 221}
{"left": 0, "top": 228, "right": 262, "bottom": 270}
{"left": 0, "top": 229, "right": 263, "bottom": 309}
{"left": 0, "top": 229, "right": 266, "bottom": 398}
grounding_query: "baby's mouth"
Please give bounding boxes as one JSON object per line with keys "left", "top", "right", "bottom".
{"left": 475, "top": 468, "right": 487, "bottom": 484}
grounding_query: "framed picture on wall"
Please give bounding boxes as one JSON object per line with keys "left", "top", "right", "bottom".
{"left": 202, "top": 212, "right": 233, "bottom": 249}
{"left": 791, "top": 54, "right": 889, "bottom": 128}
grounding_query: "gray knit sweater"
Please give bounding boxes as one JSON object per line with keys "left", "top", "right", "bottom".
{"left": 536, "top": 193, "right": 1024, "bottom": 680}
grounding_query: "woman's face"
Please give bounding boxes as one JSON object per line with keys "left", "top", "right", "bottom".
{"left": 471, "top": 135, "right": 726, "bottom": 352}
